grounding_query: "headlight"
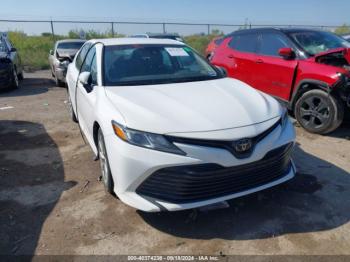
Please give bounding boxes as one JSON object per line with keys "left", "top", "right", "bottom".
{"left": 111, "top": 121, "right": 186, "bottom": 155}
{"left": 281, "top": 107, "right": 289, "bottom": 129}
{"left": 58, "top": 60, "right": 70, "bottom": 69}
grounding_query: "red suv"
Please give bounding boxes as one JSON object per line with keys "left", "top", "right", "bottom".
{"left": 211, "top": 28, "right": 350, "bottom": 134}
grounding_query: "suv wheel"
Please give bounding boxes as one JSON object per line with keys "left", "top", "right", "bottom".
{"left": 295, "top": 89, "right": 344, "bottom": 134}
{"left": 97, "top": 129, "right": 114, "bottom": 194}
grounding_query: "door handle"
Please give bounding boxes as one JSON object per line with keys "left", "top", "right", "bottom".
{"left": 255, "top": 59, "right": 264, "bottom": 64}
{"left": 227, "top": 54, "right": 234, "bottom": 59}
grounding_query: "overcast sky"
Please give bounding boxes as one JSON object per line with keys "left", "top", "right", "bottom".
{"left": 0, "top": 0, "right": 349, "bottom": 35}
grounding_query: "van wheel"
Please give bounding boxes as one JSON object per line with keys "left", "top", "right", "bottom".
{"left": 97, "top": 129, "right": 114, "bottom": 194}
{"left": 294, "top": 89, "right": 344, "bottom": 134}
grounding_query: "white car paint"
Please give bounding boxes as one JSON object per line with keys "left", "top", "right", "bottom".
{"left": 66, "top": 38, "right": 296, "bottom": 212}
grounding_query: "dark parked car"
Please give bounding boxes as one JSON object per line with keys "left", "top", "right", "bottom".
{"left": 0, "top": 33, "right": 23, "bottom": 90}
{"left": 49, "top": 39, "right": 86, "bottom": 87}
{"left": 211, "top": 28, "right": 350, "bottom": 134}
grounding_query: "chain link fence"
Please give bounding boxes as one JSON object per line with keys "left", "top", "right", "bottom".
{"left": 0, "top": 19, "right": 342, "bottom": 38}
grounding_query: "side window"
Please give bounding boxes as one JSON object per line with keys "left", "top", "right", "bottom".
{"left": 81, "top": 46, "right": 96, "bottom": 72}
{"left": 259, "top": 33, "right": 290, "bottom": 57}
{"left": 90, "top": 55, "right": 98, "bottom": 85}
{"left": 75, "top": 43, "right": 91, "bottom": 70}
{"left": 229, "top": 33, "right": 258, "bottom": 53}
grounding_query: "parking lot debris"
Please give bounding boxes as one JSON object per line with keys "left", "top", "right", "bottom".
{"left": 43, "top": 103, "right": 49, "bottom": 106}
{"left": 80, "top": 180, "right": 90, "bottom": 193}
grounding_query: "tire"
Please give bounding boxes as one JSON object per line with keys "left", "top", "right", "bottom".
{"left": 68, "top": 95, "right": 78, "bottom": 123}
{"left": 294, "top": 89, "right": 344, "bottom": 134}
{"left": 11, "top": 67, "right": 19, "bottom": 89}
{"left": 97, "top": 129, "right": 114, "bottom": 194}
{"left": 55, "top": 75, "right": 66, "bottom": 87}
{"left": 17, "top": 71, "right": 24, "bottom": 80}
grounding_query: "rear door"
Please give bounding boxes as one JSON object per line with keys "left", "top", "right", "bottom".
{"left": 225, "top": 33, "right": 259, "bottom": 87}
{"left": 253, "top": 32, "right": 298, "bottom": 100}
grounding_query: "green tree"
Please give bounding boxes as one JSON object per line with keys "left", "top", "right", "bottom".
{"left": 335, "top": 24, "right": 350, "bottom": 35}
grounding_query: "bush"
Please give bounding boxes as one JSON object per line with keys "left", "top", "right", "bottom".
{"left": 8, "top": 31, "right": 54, "bottom": 71}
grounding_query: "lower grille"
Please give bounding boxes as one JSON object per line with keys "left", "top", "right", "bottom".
{"left": 136, "top": 143, "right": 293, "bottom": 203}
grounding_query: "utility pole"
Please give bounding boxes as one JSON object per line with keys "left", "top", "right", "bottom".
{"left": 111, "top": 22, "right": 115, "bottom": 37}
{"left": 50, "top": 20, "right": 55, "bottom": 42}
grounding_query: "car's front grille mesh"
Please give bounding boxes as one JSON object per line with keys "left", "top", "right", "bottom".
{"left": 136, "top": 143, "right": 293, "bottom": 203}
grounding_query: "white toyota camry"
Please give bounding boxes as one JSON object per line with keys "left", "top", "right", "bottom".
{"left": 66, "top": 38, "right": 296, "bottom": 212}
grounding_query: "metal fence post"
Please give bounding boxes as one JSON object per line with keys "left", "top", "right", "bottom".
{"left": 111, "top": 22, "right": 115, "bottom": 37}
{"left": 50, "top": 20, "right": 55, "bottom": 42}
{"left": 163, "top": 23, "right": 166, "bottom": 34}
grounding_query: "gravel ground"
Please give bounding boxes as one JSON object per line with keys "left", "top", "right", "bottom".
{"left": 0, "top": 70, "right": 350, "bottom": 256}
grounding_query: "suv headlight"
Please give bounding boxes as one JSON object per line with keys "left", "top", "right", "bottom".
{"left": 281, "top": 107, "right": 289, "bottom": 129}
{"left": 111, "top": 121, "right": 186, "bottom": 155}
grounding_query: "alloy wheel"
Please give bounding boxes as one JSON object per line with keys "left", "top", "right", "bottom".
{"left": 299, "top": 96, "right": 330, "bottom": 129}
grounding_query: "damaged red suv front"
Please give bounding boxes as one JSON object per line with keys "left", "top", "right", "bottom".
{"left": 210, "top": 28, "right": 350, "bottom": 134}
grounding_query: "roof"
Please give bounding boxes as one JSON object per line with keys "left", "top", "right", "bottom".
{"left": 232, "top": 27, "right": 327, "bottom": 35}
{"left": 88, "top": 37, "right": 185, "bottom": 46}
{"left": 56, "top": 39, "right": 87, "bottom": 44}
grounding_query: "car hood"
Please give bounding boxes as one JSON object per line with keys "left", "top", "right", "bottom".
{"left": 104, "top": 78, "right": 282, "bottom": 134}
{"left": 56, "top": 49, "right": 78, "bottom": 60}
{"left": 314, "top": 47, "right": 350, "bottom": 64}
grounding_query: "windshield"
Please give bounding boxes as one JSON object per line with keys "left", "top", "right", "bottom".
{"left": 103, "top": 44, "right": 222, "bottom": 86}
{"left": 57, "top": 42, "right": 85, "bottom": 50}
{"left": 288, "top": 31, "right": 350, "bottom": 56}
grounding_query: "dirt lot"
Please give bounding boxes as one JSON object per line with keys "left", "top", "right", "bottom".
{"left": 0, "top": 70, "right": 350, "bottom": 256}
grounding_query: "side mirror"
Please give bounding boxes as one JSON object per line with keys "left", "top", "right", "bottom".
{"left": 78, "top": 72, "right": 91, "bottom": 86}
{"left": 278, "top": 47, "right": 295, "bottom": 59}
{"left": 49, "top": 50, "right": 54, "bottom": 55}
{"left": 215, "top": 66, "right": 227, "bottom": 77}
{"left": 78, "top": 72, "right": 93, "bottom": 92}
{"left": 10, "top": 47, "right": 17, "bottom": 52}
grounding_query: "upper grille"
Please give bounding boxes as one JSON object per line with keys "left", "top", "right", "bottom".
{"left": 166, "top": 118, "right": 281, "bottom": 159}
{"left": 136, "top": 143, "right": 293, "bottom": 204}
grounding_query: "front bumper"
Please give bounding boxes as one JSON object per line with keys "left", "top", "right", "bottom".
{"left": 54, "top": 67, "right": 67, "bottom": 82}
{"left": 104, "top": 119, "right": 296, "bottom": 212}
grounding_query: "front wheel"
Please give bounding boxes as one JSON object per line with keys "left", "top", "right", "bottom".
{"left": 68, "top": 95, "right": 78, "bottom": 123}
{"left": 97, "top": 129, "right": 114, "bottom": 194}
{"left": 294, "top": 89, "right": 344, "bottom": 134}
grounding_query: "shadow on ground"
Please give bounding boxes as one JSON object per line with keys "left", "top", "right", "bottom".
{"left": 139, "top": 144, "right": 350, "bottom": 240}
{"left": 0, "top": 120, "right": 76, "bottom": 255}
{"left": 0, "top": 75, "right": 56, "bottom": 97}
